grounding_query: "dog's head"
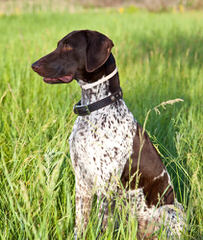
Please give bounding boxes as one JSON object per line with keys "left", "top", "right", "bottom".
{"left": 31, "top": 30, "right": 114, "bottom": 84}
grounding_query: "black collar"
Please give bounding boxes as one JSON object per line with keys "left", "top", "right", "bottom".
{"left": 73, "top": 90, "right": 123, "bottom": 116}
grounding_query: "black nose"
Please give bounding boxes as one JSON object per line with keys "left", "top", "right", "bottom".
{"left": 31, "top": 62, "right": 41, "bottom": 72}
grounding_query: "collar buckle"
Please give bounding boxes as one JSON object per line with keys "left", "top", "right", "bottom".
{"left": 74, "top": 102, "right": 91, "bottom": 116}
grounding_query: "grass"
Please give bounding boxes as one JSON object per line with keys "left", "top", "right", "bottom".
{"left": 0, "top": 9, "right": 202, "bottom": 239}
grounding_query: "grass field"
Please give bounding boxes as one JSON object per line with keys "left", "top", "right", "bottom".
{"left": 0, "top": 9, "right": 202, "bottom": 240}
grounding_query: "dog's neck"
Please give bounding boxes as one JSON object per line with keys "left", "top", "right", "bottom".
{"left": 78, "top": 54, "right": 121, "bottom": 105}
{"left": 79, "top": 79, "right": 110, "bottom": 105}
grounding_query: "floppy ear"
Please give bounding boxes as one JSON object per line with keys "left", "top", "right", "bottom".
{"left": 85, "top": 31, "right": 114, "bottom": 72}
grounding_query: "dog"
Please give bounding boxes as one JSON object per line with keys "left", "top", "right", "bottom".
{"left": 32, "top": 30, "right": 185, "bottom": 239}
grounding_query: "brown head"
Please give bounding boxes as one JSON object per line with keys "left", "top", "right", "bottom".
{"left": 31, "top": 30, "right": 114, "bottom": 84}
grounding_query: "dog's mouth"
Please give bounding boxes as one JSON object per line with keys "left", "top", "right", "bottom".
{"left": 43, "top": 75, "right": 73, "bottom": 84}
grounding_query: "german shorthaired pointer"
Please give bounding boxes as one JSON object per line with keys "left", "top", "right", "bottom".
{"left": 32, "top": 30, "right": 185, "bottom": 239}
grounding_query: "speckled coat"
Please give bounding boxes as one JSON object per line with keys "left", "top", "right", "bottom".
{"left": 69, "top": 79, "right": 135, "bottom": 224}
{"left": 69, "top": 79, "right": 185, "bottom": 239}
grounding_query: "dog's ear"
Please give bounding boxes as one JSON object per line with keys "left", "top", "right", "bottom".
{"left": 85, "top": 31, "right": 114, "bottom": 72}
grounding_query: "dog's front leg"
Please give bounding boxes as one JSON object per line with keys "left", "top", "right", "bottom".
{"left": 97, "top": 194, "right": 109, "bottom": 227}
{"left": 97, "top": 193, "right": 117, "bottom": 233}
{"left": 75, "top": 179, "right": 93, "bottom": 238}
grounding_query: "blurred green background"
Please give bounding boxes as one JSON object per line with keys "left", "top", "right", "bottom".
{"left": 0, "top": 0, "right": 202, "bottom": 239}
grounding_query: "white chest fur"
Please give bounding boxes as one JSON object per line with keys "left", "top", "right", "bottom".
{"left": 69, "top": 81, "right": 137, "bottom": 193}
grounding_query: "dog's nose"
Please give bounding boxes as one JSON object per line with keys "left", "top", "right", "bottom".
{"left": 31, "top": 62, "right": 41, "bottom": 72}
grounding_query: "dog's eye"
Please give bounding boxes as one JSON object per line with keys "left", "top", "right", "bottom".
{"left": 63, "top": 44, "right": 73, "bottom": 51}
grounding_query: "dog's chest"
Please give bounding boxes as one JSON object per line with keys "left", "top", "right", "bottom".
{"left": 69, "top": 100, "right": 137, "bottom": 191}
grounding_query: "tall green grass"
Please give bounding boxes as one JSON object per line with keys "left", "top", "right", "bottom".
{"left": 0, "top": 10, "right": 202, "bottom": 239}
